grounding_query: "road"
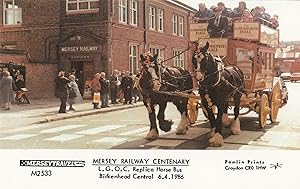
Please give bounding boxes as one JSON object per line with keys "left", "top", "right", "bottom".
{"left": 0, "top": 82, "right": 299, "bottom": 149}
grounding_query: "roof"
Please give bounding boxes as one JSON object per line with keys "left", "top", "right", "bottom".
{"left": 166, "top": 0, "right": 197, "bottom": 12}
{"left": 286, "top": 47, "right": 300, "bottom": 53}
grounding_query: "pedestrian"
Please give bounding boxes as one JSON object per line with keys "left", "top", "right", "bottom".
{"left": 109, "top": 69, "right": 120, "bottom": 104}
{"left": 118, "top": 71, "right": 126, "bottom": 103}
{"left": 54, "top": 71, "right": 70, "bottom": 113}
{"left": 91, "top": 73, "right": 101, "bottom": 109}
{"left": 133, "top": 70, "right": 143, "bottom": 103}
{"left": 0, "top": 71, "right": 15, "bottom": 110}
{"left": 99, "top": 72, "right": 110, "bottom": 108}
{"left": 68, "top": 74, "right": 83, "bottom": 111}
{"left": 120, "top": 71, "right": 133, "bottom": 105}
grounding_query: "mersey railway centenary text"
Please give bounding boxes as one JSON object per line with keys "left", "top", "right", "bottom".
{"left": 92, "top": 158, "right": 190, "bottom": 165}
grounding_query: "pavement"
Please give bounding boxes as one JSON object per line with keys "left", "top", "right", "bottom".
{"left": 0, "top": 98, "right": 144, "bottom": 130}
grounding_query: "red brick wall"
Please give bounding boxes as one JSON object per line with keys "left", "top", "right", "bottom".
{"left": 291, "top": 61, "right": 300, "bottom": 73}
{"left": 26, "top": 63, "right": 57, "bottom": 99}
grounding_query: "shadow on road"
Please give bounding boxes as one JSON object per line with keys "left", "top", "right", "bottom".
{"left": 112, "top": 115, "right": 280, "bottom": 150}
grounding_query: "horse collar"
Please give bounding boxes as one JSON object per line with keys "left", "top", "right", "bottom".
{"left": 200, "top": 61, "right": 224, "bottom": 88}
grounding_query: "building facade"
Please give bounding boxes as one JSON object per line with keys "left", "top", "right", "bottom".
{"left": 275, "top": 42, "right": 300, "bottom": 73}
{"left": 0, "top": 0, "right": 195, "bottom": 98}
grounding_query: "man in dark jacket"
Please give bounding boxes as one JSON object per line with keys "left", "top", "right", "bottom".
{"left": 120, "top": 71, "right": 133, "bottom": 105}
{"left": 217, "top": 2, "right": 232, "bottom": 18}
{"left": 207, "top": 7, "right": 228, "bottom": 38}
{"left": 109, "top": 69, "right": 120, "bottom": 104}
{"left": 194, "top": 3, "right": 214, "bottom": 19}
{"left": 54, "top": 71, "right": 70, "bottom": 113}
{"left": 99, "top": 72, "right": 110, "bottom": 108}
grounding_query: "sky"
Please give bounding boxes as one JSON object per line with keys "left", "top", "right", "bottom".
{"left": 178, "top": 0, "right": 300, "bottom": 42}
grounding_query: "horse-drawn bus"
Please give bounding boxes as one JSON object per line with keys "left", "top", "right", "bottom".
{"left": 137, "top": 16, "right": 281, "bottom": 147}
{"left": 188, "top": 17, "right": 280, "bottom": 126}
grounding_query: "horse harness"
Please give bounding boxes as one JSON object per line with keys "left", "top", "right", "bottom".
{"left": 197, "top": 56, "right": 245, "bottom": 109}
{"left": 140, "top": 60, "right": 191, "bottom": 92}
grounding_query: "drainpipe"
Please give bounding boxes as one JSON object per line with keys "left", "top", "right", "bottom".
{"left": 143, "top": 0, "right": 148, "bottom": 51}
{"left": 44, "top": 35, "right": 59, "bottom": 63}
{"left": 107, "top": 0, "right": 113, "bottom": 75}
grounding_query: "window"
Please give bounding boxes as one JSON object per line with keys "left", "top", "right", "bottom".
{"left": 150, "top": 47, "right": 164, "bottom": 60}
{"left": 173, "top": 14, "right": 185, "bottom": 36}
{"left": 130, "top": 0, "right": 137, "bottom": 26}
{"left": 66, "top": 0, "right": 99, "bottom": 12}
{"left": 3, "top": 0, "right": 22, "bottom": 25}
{"left": 172, "top": 14, "right": 178, "bottom": 35}
{"left": 173, "top": 50, "right": 185, "bottom": 68}
{"left": 179, "top": 16, "right": 184, "bottom": 36}
{"left": 158, "top": 9, "right": 164, "bottom": 32}
{"left": 149, "top": 6, "right": 156, "bottom": 30}
{"left": 129, "top": 44, "right": 139, "bottom": 74}
{"left": 119, "top": 0, "right": 127, "bottom": 23}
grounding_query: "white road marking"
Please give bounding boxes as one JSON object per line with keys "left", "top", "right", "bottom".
{"left": 91, "top": 137, "right": 128, "bottom": 145}
{"left": 0, "top": 134, "right": 38, "bottom": 140}
{"left": 119, "top": 120, "right": 141, "bottom": 122}
{"left": 40, "top": 125, "right": 86, "bottom": 133}
{"left": 0, "top": 124, "right": 49, "bottom": 134}
{"left": 118, "top": 127, "right": 149, "bottom": 135}
{"left": 44, "top": 134, "right": 83, "bottom": 142}
{"left": 76, "top": 125, "right": 126, "bottom": 135}
{"left": 137, "top": 132, "right": 148, "bottom": 136}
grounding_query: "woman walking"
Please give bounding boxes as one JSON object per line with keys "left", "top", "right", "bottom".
{"left": 68, "top": 74, "right": 83, "bottom": 110}
{"left": 0, "top": 71, "right": 15, "bottom": 110}
{"left": 54, "top": 71, "right": 70, "bottom": 113}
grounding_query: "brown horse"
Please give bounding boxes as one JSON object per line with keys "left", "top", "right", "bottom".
{"left": 192, "top": 42, "right": 245, "bottom": 146}
{"left": 138, "top": 53, "right": 193, "bottom": 139}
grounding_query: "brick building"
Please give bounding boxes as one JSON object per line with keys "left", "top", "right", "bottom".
{"left": 275, "top": 43, "right": 300, "bottom": 73}
{"left": 0, "top": 0, "right": 196, "bottom": 98}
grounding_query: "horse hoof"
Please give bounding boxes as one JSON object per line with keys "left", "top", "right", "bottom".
{"left": 230, "top": 118, "right": 241, "bottom": 135}
{"left": 176, "top": 127, "right": 187, "bottom": 135}
{"left": 222, "top": 113, "right": 231, "bottom": 128}
{"left": 208, "top": 128, "right": 216, "bottom": 138}
{"left": 145, "top": 129, "right": 159, "bottom": 140}
{"left": 159, "top": 120, "right": 173, "bottom": 132}
{"left": 208, "top": 133, "right": 224, "bottom": 147}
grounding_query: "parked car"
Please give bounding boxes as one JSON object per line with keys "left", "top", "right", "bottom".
{"left": 274, "top": 77, "right": 288, "bottom": 104}
{"left": 280, "top": 72, "right": 291, "bottom": 81}
{"left": 290, "top": 73, "right": 300, "bottom": 82}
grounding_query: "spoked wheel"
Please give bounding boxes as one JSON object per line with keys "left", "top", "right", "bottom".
{"left": 259, "top": 93, "right": 270, "bottom": 128}
{"left": 270, "top": 82, "right": 281, "bottom": 123}
{"left": 187, "top": 93, "right": 199, "bottom": 124}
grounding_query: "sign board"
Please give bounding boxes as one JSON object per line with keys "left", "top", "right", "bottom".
{"left": 233, "top": 22, "right": 260, "bottom": 41}
{"left": 83, "top": 79, "right": 92, "bottom": 99}
{"left": 236, "top": 48, "right": 255, "bottom": 90}
{"left": 190, "top": 23, "right": 209, "bottom": 41}
{"left": 60, "top": 46, "right": 99, "bottom": 53}
{"left": 198, "top": 38, "right": 228, "bottom": 57}
{"left": 260, "top": 25, "right": 279, "bottom": 47}
{"left": 254, "top": 73, "right": 273, "bottom": 90}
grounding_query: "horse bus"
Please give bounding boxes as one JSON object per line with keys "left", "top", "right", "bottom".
{"left": 188, "top": 17, "right": 281, "bottom": 131}
{"left": 137, "top": 16, "right": 281, "bottom": 146}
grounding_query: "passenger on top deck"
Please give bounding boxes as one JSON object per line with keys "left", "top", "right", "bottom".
{"left": 217, "top": 2, "right": 232, "bottom": 18}
{"left": 207, "top": 7, "right": 228, "bottom": 38}
{"left": 271, "top": 14, "right": 279, "bottom": 29}
{"left": 232, "top": 1, "right": 247, "bottom": 17}
{"left": 194, "top": 3, "right": 214, "bottom": 20}
{"left": 240, "top": 9, "right": 253, "bottom": 22}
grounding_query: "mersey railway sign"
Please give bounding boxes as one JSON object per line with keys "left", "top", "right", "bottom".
{"left": 60, "top": 46, "right": 99, "bottom": 53}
